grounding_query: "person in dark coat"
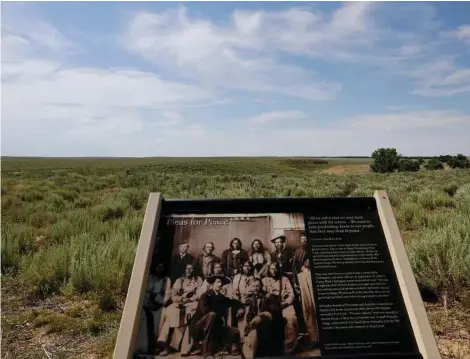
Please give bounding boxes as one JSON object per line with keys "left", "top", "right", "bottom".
{"left": 170, "top": 241, "right": 196, "bottom": 283}
{"left": 187, "top": 276, "right": 240, "bottom": 356}
{"left": 221, "top": 238, "right": 249, "bottom": 277}
{"left": 270, "top": 235, "right": 294, "bottom": 276}
{"left": 242, "top": 278, "right": 285, "bottom": 358}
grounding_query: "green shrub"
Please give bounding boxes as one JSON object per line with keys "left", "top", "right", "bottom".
{"left": 406, "top": 216, "right": 470, "bottom": 304}
{"left": 424, "top": 158, "right": 444, "bottom": 170}
{"left": 21, "top": 244, "right": 71, "bottom": 297}
{"left": 22, "top": 189, "right": 45, "bottom": 202}
{"left": 20, "top": 232, "right": 137, "bottom": 298}
{"left": 443, "top": 183, "right": 459, "bottom": 197}
{"left": 1, "top": 223, "right": 35, "bottom": 273}
{"left": 50, "top": 219, "right": 76, "bottom": 243}
{"left": 448, "top": 154, "right": 470, "bottom": 169}
{"left": 46, "top": 193, "right": 67, "bottom": 210}
{"left": 418, "top": 190, "right": 455, "bottom": 210}
{"left": 57, "top": 188, "right": 79, "bottom": 202}
{"left": 370, "top": 148, "right": 401, "bottom": 173}
{"left": 397, "top": 159, "right": 420, "bottom": 172}
{"left": 118, "top": 188, "right": 145, "bottom": 210}
{"left": 396, "top": 202, "right": 423, "bottom": 231}
{"left": 92, "top": 198, "right": 129, "bottom": 222}
{"left": 73, "top": 196, "right": 93, "bottom": 208}
{"left": 118, "top": 216, "right": 143, "bottom": 240}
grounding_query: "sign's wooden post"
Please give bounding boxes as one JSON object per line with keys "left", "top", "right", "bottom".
{"left": 113, "top": 192, "right": 163, "bottom": 359}
{"left": 374, "top": 190, "right": 441, "bottom": 359}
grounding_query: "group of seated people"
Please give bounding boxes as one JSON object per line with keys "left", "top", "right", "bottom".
{"left": 135, "top": 235, "right": 318, "bottom": 358}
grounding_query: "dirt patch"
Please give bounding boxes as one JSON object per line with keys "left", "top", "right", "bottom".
{"left": 425, "top": 302, "right": 470, "bottom": 359}
{"left": 322, "top": 164, "right": 371, "bottom": 174}
{"left": 1, "top": 278, "right": 118, "bottom": 359}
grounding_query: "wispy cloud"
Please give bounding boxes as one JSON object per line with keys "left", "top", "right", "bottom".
{"left": 121, "top": 3, "right": 470, "bottom": 99}
{"left": 349, "top": 110, "right": 470, "bottom": 132}
{"left": 1, "top": 9, "right": 221, "bottom": 157}
{"left": 453, "top": 24, "right": 470, "bottom": 44}
{"left": 241, "top": 110, "right": 307, "bottom": 124}
{"left": 121, "top": 6, "right": 346, "bottom": 101}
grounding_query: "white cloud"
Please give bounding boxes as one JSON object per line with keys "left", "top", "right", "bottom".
{"left": 1, "top": 5, "right": 77, "bottom": 60}
{"left": 453, "top": 24, "right": 470, "bottom": 44}
{"left": 121, "top": 3, "right": 470, "bottom": 99}
{"left": 405, "top": 60, "right": 470, "bottom": 97}
{"left": 121, "top": 6, "right": 345, "bottom": 101}
{"left": 1, "top": 12, "right": 221, "bottom": 157}
{"left": 241, "top": 110, "right": 307, "bottom": 124}
{"left": 349, "top": 110, "right": 470, "bottom": 131}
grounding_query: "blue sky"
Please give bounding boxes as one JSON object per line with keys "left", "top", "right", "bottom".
{"left": 2, "top": 1, "right": 470, "bottom": 157}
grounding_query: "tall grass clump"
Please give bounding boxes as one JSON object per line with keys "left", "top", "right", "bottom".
{"left": 406, "top": 215, "right": 470, "bottom": 307}
{"left": 396, "top": 202, "right": 423, "bottom": 231}
{"left": 92, "top": 197, "right": 129, "bottom": 222}
{"left": 20, "top": 232, "right": 137, "bottom": 299}
{"left": 1, "top": 223, "right": 35, "bottom": 273}
{"left": 68, "top": 232, "right": 136, "bottom": 295}
{"left": 21, "top": 244, "right": 71, "bottom": 297}
{"left": 418, "top": 189, "right": 455, "bottom": 210}
{"left": 443, "top": 183, "right": 459, "bottom": 197}
{"left": 117, "top": 188, "right": 145, "bottom": 210}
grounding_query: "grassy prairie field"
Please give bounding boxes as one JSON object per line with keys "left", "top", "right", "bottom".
{"left": 1, "top": 157, "right": 470, "bottom": 359}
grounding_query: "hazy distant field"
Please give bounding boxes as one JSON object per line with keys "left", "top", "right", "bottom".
{"left": 1, "top": 157, "right": 469, "bottom": 358}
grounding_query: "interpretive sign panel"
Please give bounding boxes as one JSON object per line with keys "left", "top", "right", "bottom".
{"left": 114, "top": 191, "right": 441, "bottom": 359}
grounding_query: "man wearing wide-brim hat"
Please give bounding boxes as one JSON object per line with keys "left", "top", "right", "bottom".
{"left": 270, "top": 235, "right": 294, "bottom": 275}
{"left": 186, "top": 275, "right": 240, "bottom": 356}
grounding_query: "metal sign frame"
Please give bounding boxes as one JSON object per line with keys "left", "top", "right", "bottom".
{"left": 113, "top": 190, "right": 440, "bottom": 359}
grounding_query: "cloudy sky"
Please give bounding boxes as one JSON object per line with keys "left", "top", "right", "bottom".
{"left": 1, "top": 1, "right": 470, "bottom": 157}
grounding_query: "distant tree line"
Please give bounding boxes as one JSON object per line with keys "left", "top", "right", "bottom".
{"left": 370, "top": 148, "right": 470, "bottom": 173}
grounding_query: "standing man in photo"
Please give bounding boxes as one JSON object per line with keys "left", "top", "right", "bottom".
{"left": 297, "top": 258, "right": 319, "bottom": 345}
{"left": 270, "top": 235, "right": 294, "bottom": 277}
{"left": 195, "top": 242, "right": 220, "bottom": 279}
{"left": 170, "top": 240, "right": 196, "bottom": 283}
{"left": 292, "top": 232, "right": 310, "bottom": 276}
{"left": 249, "top": 239, "right": 272, "bottom": 278}
{"left": 221, "top": 238, "right": 249, "bottom": 277}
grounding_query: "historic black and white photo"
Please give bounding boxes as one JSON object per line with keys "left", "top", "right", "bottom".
{"left": 134, "top": 213, "right": 320, "bottom": 359}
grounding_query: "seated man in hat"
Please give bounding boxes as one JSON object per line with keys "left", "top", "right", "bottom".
{"left": 196, "top": 261, "right": 232, "bottom": 299}
{"left": 156, "top": 263, "right": 202, "bottom": 355}
{"left": 262, "top": 262, "right": 299, "bottom": 355}
{"left": 187, "top": 276, "right": 240, "bottom": 356}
